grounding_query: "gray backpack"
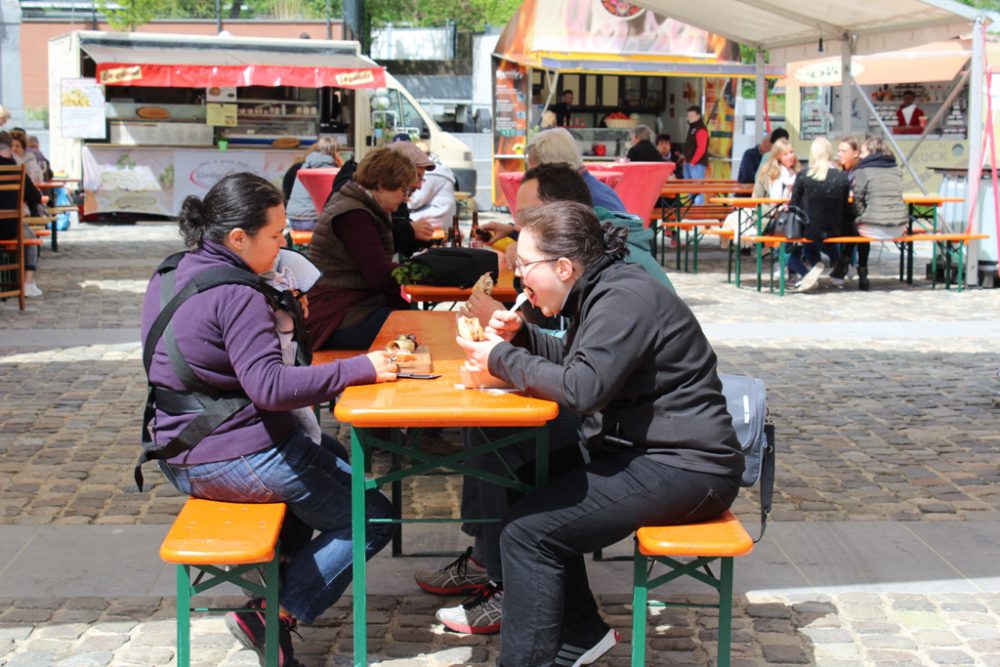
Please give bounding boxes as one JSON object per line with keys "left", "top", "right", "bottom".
{"left": 719, "top": 374, "right": 775, "bottom": 542}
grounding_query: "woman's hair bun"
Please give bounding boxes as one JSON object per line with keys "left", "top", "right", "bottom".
{"left": 602, "top": 222, "right": 629, "bottom": 261}
{"left": 178, "top": 195, "right": 207, "bottom": 248}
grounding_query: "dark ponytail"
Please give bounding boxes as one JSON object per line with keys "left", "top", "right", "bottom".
{"left": 519, "top": 202, "right": 630, "bottom": 266}
{"left": 177, "top": 172, "right": 283, "bottom": 248}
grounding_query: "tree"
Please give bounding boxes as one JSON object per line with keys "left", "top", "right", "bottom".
{"left": 96, "top": 0, "right": 159, "bottom": 31}
{"left": 366, "top": 0, "right": 520, "bottom": 32}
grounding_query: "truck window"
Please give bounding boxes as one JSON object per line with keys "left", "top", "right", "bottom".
{"left": 398, "top": 95, "right": 428, "bottom": 136}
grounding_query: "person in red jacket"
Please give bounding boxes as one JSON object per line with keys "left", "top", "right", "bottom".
{"left": 894, "top": 91, "right": 926, "bottom": 135}
{"left": 682, "top": 106, "right": 710, "bottom": 202}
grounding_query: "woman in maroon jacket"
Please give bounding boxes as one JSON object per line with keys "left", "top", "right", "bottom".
{"left": 307, "top": 147, "right": 419, "bottom": 350}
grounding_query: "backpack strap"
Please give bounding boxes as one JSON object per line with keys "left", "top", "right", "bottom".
{"left": 136, "top": 258, "right": 294, "bottom": 491}
{"left": 753, "top": 423, "right": 775, "bottom": 543}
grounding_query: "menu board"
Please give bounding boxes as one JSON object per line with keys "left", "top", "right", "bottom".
{"left": 494, "top": 59, "right": 529, "bottom": 157}
{"left": 60, "top": 78, "right": 107, "bottom": 139}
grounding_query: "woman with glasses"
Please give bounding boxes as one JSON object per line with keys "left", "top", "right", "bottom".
{"left": 456, "top": 201, "right": 744, "bottom": 666}
{"left": 307, "top": 146, "right": 421, "bottom": 350}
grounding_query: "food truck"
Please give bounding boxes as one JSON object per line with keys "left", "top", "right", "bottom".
{"left": 490, "top": 0, "right": 782, "bottom": 206}
{"left": 48, "top": 31, "right": 475, "bottom": 218}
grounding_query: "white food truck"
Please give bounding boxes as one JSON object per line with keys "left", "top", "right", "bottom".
{"left": 48, "top": 31, "right": 475, "bottom": 218}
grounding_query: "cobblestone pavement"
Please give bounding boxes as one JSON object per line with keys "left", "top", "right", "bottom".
{"left": 1, "top": 222, "right": 999, "bottom": 666}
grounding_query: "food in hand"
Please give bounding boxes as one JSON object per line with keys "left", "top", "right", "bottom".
{"left": 471, "top": 272, "right": 494, "bottom": 296}
{"left": 457, "top": 316, "right": 488, "bottom": 342}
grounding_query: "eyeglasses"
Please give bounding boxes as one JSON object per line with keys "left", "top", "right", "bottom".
{"left": 514, "top": 257, "right": 557, "bottom": 276}
{"left": 403, "top": 186, "right": 419, "bottom": 197}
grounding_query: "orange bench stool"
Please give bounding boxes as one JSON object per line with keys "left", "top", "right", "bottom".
{"left": 160, "top": 498, "right": 287, "bottom": 667}
{"left": 631, "top": 510, "right": 754, "bottom": 666}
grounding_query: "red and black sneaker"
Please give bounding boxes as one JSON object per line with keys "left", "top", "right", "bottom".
{"left": 225, "top": 598, "right": 302, "bottom": 667}
{"left": 414, "top": 546, "right": 490, "bottom": 595}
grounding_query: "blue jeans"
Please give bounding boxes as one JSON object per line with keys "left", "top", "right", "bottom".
{"left": 683, "top": 162, "right": 707, "bottom": 203}
{"left": 786, "top": 242, "right": 839, "bottom": 278}
{"left": 159, "top": 430, "right": 394, "bottom": 624}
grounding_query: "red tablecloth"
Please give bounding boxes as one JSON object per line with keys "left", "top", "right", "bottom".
{"left": 585, "top": 162, "right": 675, "bottom": 227}
{"left": 296, "top": 167, "right": 341, "bottom": 215}
{"left": 498, "top": 169, "right": 624, "bottom": 218}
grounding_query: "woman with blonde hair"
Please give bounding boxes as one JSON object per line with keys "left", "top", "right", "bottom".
{"left": 785, "top": 137, "right": 851, "bottom": 291}
{"left": 752, "top": 138, "right": 800, "bottom": 199}
{"left": 284, "top": 136, "right": 343, "bottom": 231}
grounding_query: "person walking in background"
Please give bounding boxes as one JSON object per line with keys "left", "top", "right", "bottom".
{"left": 626, "top": 124, "right": 664, "bottom": 162}
{"left": 284, "top": 137, "right": 343, "bottom": 231}
{"left": 850, "top": 135, "right": 908, "bottom": 291}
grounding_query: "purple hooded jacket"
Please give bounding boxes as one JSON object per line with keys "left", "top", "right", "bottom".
{"left": 140, "top": 240, "right": 375, "bottom": 465}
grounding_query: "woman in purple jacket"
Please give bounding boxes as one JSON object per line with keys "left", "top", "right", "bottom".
{"left": 141, "top": 173, "right": 397, "bottom": 666}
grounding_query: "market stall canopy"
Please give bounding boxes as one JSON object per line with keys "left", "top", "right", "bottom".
{"left": 493, "top": 0, "right": 784, "bottom": 79}
{"left": 776, "top": 40, "right": 992, "bottom": 88}
{"left": 77, "top": 31, "right": 386, "bottom": 89}
{"left": 626, "top": 0, "right": 985, "bottom": 63}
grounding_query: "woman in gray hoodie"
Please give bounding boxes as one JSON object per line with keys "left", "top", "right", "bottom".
{"left": 285, "top": 137, "right": 342, "bottom": 230}
{"left": 852, "top": 135, "right": 908, "bottom": 290}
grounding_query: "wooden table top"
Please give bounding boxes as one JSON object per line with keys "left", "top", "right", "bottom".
{"left": 402, "top": 269, "right": 517, "bottom": 304}
{"left": 332, "top": 311, "right": 558, "bottom": 428}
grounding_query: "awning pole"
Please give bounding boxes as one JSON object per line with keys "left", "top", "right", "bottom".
{"left": 853, "top": 78, "right": 928, "bottom": 194}
{"left": 539, "top": 71, "right": 560, "bottom": 120}
{"left": 840, "top": 36, "right": 852, "bottom": 137}
{"left": 906, "top": 68, "right": 971, "bottom": 163}
{"left": 966, "top": 16, "right": 986, "bottom": 286}
{"left": 755, "top": 48, "right": 765, "bottom": 141}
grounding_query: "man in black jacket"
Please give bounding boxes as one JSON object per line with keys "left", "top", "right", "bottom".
{"left": 625, "top": 124, "right": 663, "bottom": 162}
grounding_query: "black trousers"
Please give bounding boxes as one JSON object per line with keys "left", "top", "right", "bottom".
{"left": 498, "top": 450, "right": 740, "bottom": 667}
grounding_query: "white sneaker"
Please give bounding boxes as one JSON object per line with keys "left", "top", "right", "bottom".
{"left": 796, "top": 262, "right": 824, "bottom": 292}
{"left": 23, "top": 282, "right": 43, "bottom": 298}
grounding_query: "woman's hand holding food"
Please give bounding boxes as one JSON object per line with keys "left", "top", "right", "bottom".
{"left": 366, "top": 350, "right": 398, "bottom": 383}
{"left": 487, "top": 309, "right": 522, "bottom": 342}
{"left": 459, "top": 290, "right": 503, "bottom": 327}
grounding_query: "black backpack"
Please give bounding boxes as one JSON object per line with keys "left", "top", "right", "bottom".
{"left": 135, "top": 252, "right": 310, "bottom": 491}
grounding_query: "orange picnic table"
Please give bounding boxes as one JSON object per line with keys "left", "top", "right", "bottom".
{"left": 402, "top": 268, "right": 517, "bottom": 308}
{"left": 330, "top": 310, "right": 558, "bottom": 666}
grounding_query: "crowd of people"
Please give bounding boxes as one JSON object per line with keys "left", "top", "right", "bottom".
{"left": 732, "top": 130, "right": 907, "bottom": 292}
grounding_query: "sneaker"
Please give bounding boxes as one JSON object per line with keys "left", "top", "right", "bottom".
{"left": 556, "top": 628, "right": 621, "bottom": 667}
{"left": 225, "top": 598, "right": 301, "bottom": 667}
{"left": 415, "top": 546, "right": 490, "bottom": 595}
{"left": 796, "top": 262, "right": 824, "bottom": 292}
{"left": 436, "top": 581, "right": 503, "bottom": 634}
{"left": 23, "top": 282, "right": 42, "bottom": 298}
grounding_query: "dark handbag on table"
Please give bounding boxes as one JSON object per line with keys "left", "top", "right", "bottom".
{"left": 763, "top": 205, "right": 807, "bottom": 239}
{"left": 719, "top": 374, "right": 775, "bottom": 542}
{"left": 410, "top": 247, "right": 499, "bottom": 288}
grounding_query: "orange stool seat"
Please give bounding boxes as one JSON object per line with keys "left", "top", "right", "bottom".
{"left": 160, "top": 497, "right": 286, "bottom": 565}
{"left": 161, "top": 498, "right": 286, "bottom": 666}
{"left": 636, "top": 510, "right": 754, "bottom": 558}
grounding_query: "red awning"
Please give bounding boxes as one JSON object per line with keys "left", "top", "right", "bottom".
{"left": 79, "top": 32, "right": 386, "bottom": 89}
{"left": 96, "top": 63, "right": 385, "bottom": 89}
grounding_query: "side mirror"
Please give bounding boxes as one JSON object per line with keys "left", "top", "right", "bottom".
{"left": 419, "top": 126, "right": 431, "bottom": 140}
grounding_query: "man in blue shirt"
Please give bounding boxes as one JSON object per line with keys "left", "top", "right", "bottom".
{"left": 738, "top": 127, "right": 788, "bottom": 185}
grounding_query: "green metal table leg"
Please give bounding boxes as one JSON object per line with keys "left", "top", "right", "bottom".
{"left": 176, "top": 565, "right": 191, "bottom": 667}
{"left": 264, "top": 555, "right": 280, "bottom": 667}
{"left": 957, "top": 241, "right": 965, "bottom": 292}
{"left": 755, "top": 239, "right": 763, "bottom": 292}
{"left": 351, "top": 427, "right": 368, "bottom": 667}
{"left": 631, "top": 548, "right": 648, "bottom": 667}
{"left": 692, "top": 228, "right": 700, "bottom": 274}
{"left": 675, "top": 229, "right": 682, "bottom": 271}
{"left": 718, "top": 557, "right": 735, "bottom": 667}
